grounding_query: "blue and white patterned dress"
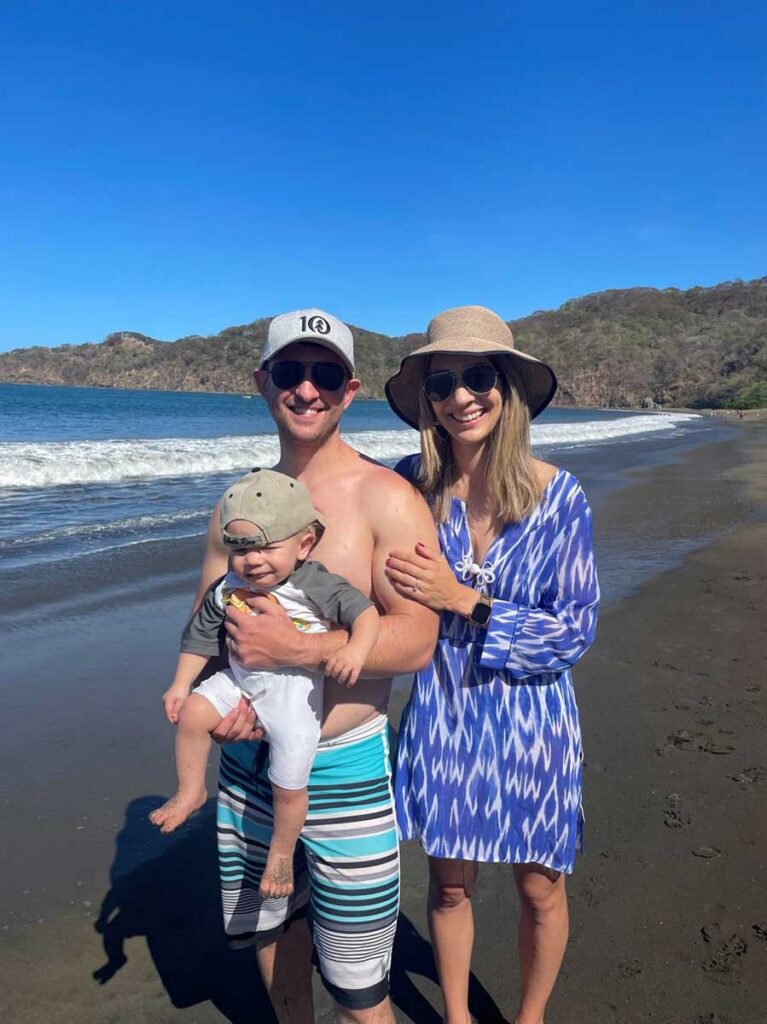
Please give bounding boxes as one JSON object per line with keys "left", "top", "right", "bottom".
{"left": 394, "top": 457, "right": 599, "bottom": 872}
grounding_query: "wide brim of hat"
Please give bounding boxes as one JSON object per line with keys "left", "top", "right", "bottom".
{"left": 384, "top": 338, "right": 558, "bottom": 430}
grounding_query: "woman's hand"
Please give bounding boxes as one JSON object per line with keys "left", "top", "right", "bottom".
{"left": 385, "top": 542, "right": 475, "bottom": 615}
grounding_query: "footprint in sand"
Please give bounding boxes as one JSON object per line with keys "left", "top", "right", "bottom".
{"left": 666, "top": 729, "right": 706, "bottom": 751}
{"left": 617, "top": 960, "right": 642, "bottom": 978}
{"left": 729, "top": 766, "right": 767, "bottom": 789}
{"left": 700, "top": 922, "right": 748, "bottom": 985}
{"left": 692, "top": 846, "right": 722, "bottom": 860}
{"left": 664, "top": 792, "right": 691, "bottom": 829}
{"left": 699, "top": 738, "right": 735, "bottom": 755}
{"left": 580, "top": 873, "right": 609, "bottom": 908}
{"left": 663, "top": 730, "right": 734, "bottom": 755}
{"left": 753, "top": 923, "right": 767, "bottom": 943}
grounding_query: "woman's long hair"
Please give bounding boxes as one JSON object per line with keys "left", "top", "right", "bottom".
{"left": 415, "top": 360, "right": 543, "bottom": 524}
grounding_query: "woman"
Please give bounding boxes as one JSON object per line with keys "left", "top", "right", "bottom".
{"left": 383, "top": 306, "right": 599, "bottom": 1024}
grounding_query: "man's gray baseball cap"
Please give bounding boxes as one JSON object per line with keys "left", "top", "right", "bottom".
{"left": 220, "top": 468, "right": 327, "bottom": 548}
{"left": 260, "top": 308, "right": 355, "bottom": 373}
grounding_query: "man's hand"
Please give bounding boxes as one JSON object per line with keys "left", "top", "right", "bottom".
{"left": 211, "top": 696, "right": 266, "bottom": 744}
{"left": 224, "top": 596, "right": 315, "bottom": 670}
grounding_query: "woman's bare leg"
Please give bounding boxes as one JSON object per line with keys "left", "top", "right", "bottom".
{"left": 149, "top": 693, "right": 220, "bottom": 833}
{"left": 427, "top": 856, "right": 479, "bottom": 1024}
{"left": 512, "top": 863, "right": 568, "bottom": 1024}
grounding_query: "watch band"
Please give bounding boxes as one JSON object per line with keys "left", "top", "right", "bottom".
{"left": 468, "top": 593, "right": 493, "bottom": 628}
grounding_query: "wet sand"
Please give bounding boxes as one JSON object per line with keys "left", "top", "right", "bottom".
{"left": 1, "top": 423, "right": 765, "bottom": 1023}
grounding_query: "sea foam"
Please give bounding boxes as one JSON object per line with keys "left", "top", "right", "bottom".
{"left": 0, "top": 414, "right": 699, "bottom": 489}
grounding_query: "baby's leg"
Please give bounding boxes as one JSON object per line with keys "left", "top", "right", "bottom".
{"left": 150, "top": 693, "right": 222, "bottom": 834}
{"left": 261, "top": 783, "right": 309, "bottom": 899}
{"left": 256, "top": 670, "right": 322, "bottom": 899}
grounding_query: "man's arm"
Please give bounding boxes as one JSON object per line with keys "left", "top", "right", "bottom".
{"left": 225, "top": 472, "right": 440, "bottom": 677}
{"left": 358, "top": 470, "right": 439, "bottom": 675}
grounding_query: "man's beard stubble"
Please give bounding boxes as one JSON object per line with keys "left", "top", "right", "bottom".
{"left": 269, "top": 396, "right": 344, "bottom": 450}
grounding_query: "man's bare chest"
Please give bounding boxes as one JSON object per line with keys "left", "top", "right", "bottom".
{"left": 310, "top": 493, "right": 374, "bottom": 597}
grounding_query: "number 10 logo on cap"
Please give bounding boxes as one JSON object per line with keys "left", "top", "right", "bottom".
{"left": 300, "top": 315, "right": 331, "bottom": 335}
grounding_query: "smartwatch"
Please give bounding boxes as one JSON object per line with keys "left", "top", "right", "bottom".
{"left": 468, "top": 593, "right": 493, "bottom": 628}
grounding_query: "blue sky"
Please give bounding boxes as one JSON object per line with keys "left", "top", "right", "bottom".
{"left": 1, "top": 1, "right": 765, "bottom": 352}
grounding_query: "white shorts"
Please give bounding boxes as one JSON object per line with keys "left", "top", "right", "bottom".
{"left": 195, "top": 666, "right": 323, "bottom": 790}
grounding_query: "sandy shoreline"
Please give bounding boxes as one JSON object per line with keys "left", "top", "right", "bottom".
{"left": 1, "top": 423, "right": 765, "bottom": 1023}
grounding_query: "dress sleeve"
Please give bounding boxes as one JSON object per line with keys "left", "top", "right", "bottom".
{"left": 180, "top": 578, "right": 226, "bottom": 657}
{"left": 478, "top": 503, "right": 599, "bottom": 679}
{"left": 394, "top": 454, "right": 421, "bottom": 483}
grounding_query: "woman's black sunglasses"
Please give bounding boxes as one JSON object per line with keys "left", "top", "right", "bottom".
{"left": 266, "top": 360, "right": 348, "bottom": 392}
{"left": 422, "top": 363, "right": 499, "bottom": 403}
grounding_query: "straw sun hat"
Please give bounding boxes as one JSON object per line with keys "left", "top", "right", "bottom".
{"left": 385, "top": 305, "right": 557, "bottom": 430}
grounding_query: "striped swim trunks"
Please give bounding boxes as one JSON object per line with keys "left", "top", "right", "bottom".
{"left": 217, "top": 713, "right": 400, "bottom": 1011}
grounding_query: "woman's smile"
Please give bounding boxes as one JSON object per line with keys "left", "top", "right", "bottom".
{"left": 449, "top": 408, "right": 486, "bottom": 424}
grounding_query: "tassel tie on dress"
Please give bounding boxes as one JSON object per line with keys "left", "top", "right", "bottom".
{"left": 454, "top": 553, "right": 496, "bottom": 592}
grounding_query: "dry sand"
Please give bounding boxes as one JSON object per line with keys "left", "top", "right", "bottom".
{"left": 1, "top": 424, "right": 765, "bottom": 1023}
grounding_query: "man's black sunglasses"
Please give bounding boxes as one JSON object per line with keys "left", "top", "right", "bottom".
{"left": 266, "top": 360, "right": 348, "bottom": 392}
{"left": 422, "top": 363, "right": 499, "bottom": 403}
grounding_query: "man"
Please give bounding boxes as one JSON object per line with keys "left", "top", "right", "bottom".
{"left": 193, "top": 309, "right": 438, "bottom": 1024}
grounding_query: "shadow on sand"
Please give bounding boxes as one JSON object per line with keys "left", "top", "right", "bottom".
{"left": 389, "top": 915, "right": 507, "bottom": 1024}
{"left": 92, "top": 795, "right": 276, "bottom": 1023}
{"left": 93, "top": 795, "right": 506, "bottom": 1023}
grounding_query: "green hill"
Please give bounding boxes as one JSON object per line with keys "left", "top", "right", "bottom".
{"left": 1, "top": 277, "right": 765, "bottom": 408}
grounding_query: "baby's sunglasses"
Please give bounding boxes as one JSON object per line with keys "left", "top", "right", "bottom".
{"left": 422, "top": 362, "right": 499, "bottom": 403}
{"left": 266, "top": 359, "right": 348, "bottom": 392}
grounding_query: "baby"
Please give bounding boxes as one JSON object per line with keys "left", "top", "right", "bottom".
{"left": 150, "top": 468, "right": 379, "bottom": 898}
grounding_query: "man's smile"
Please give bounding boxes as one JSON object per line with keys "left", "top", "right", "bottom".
{"left": 286, "top": 403, "right": 328, "bottom": 417}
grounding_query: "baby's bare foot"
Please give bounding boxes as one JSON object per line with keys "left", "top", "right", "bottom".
{"left": 149, "top": 788, "right": 207, "bottom": 834}
{"left": 260, "top": 852, "right": 294, "bottom": 899}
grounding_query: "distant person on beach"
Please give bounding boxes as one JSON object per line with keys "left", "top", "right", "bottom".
{"left": 384, "top": 306, "right": 599, "bottom": 1024}
{"left": 191, "top": 310, "right": 438, "bottom": 1023}
{"left": 150, "top": 468, "right": 379, "bottom": 901}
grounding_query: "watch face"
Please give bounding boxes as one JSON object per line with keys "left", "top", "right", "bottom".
{"left": 471, "top": 598, "right": 492, "bottom": 626}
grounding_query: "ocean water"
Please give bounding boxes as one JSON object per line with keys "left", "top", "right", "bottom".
{"left": 0, "top": 383, "right": 707, "bottom": 573}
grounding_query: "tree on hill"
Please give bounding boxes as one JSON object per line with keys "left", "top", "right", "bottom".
{"left": 1, "top": 277, "right": 765, "bottom": 408}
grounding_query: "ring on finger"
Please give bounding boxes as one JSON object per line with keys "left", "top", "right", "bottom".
{"left": 227, "top": 637, "right": 236, "bottom": 652}
{"left": 412, "top": 579, "right": 420, "bottom": 593}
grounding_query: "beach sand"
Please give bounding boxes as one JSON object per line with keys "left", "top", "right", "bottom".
{"left": 1, "top": 422, "right": 765, "bottom": 1023}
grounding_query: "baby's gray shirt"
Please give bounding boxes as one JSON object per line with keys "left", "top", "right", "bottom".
{"left": 181, "top": 559, "right": 374, "bottom": 658}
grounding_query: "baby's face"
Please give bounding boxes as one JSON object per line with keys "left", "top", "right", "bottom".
{"left": 226, "top": 520, "right": 315, "bottom": 588}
